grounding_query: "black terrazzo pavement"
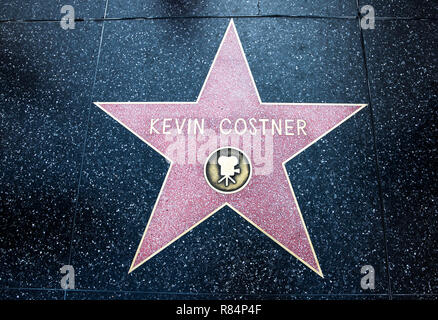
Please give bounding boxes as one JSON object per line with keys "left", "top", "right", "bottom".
{"left": 0, "top": 21, "right": 102, "bottom": 290}
{"left": 363, "top": 20, "right": 438, "bottom": 295}
{"left": 0, "top": 288, "right": 64, "bottom": 300}
{"left": 0, "top": 0, "right": 107, "bottom": 21}
{"left": 260, "top": 0, "right": 357, "bottom": 17}
{"left": 0, "top": 1, "right": 436, "bottom": 300}
{"left": 106, "top": 0, "right": 259, "bottom": 18}
{"left": 358, "top": 0, "right": 438, "bottom": 19}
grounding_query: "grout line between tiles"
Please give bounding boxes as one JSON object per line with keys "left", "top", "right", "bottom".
{"left": 63, "top": 0, "right": 109, "bottom": 301}
{"left": 356, "top": 0, "right": 393, "bottom": 300}
{"left": 1, "top": 14, "right": 437, "bottom": 24}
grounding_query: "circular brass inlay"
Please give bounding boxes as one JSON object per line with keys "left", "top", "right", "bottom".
{"left": 204, "top": 147, "right": 251, "bottom": 194}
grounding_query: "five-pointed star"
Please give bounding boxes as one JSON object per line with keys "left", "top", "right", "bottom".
{"left": 95, "top": 19, "right": 366, "bottom": 277}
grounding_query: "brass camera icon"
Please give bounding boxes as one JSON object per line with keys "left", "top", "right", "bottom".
{"left": 217, "top": 155, "right": 240, "bottom": 186}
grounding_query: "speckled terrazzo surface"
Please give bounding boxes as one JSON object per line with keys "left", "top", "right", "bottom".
{"left": 0, "top": 1, "right": 436, "bottom": 300}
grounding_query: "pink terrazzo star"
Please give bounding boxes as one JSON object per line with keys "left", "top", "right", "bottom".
{"left": 95, "top": 19, "right": 366, "bottom": 277}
